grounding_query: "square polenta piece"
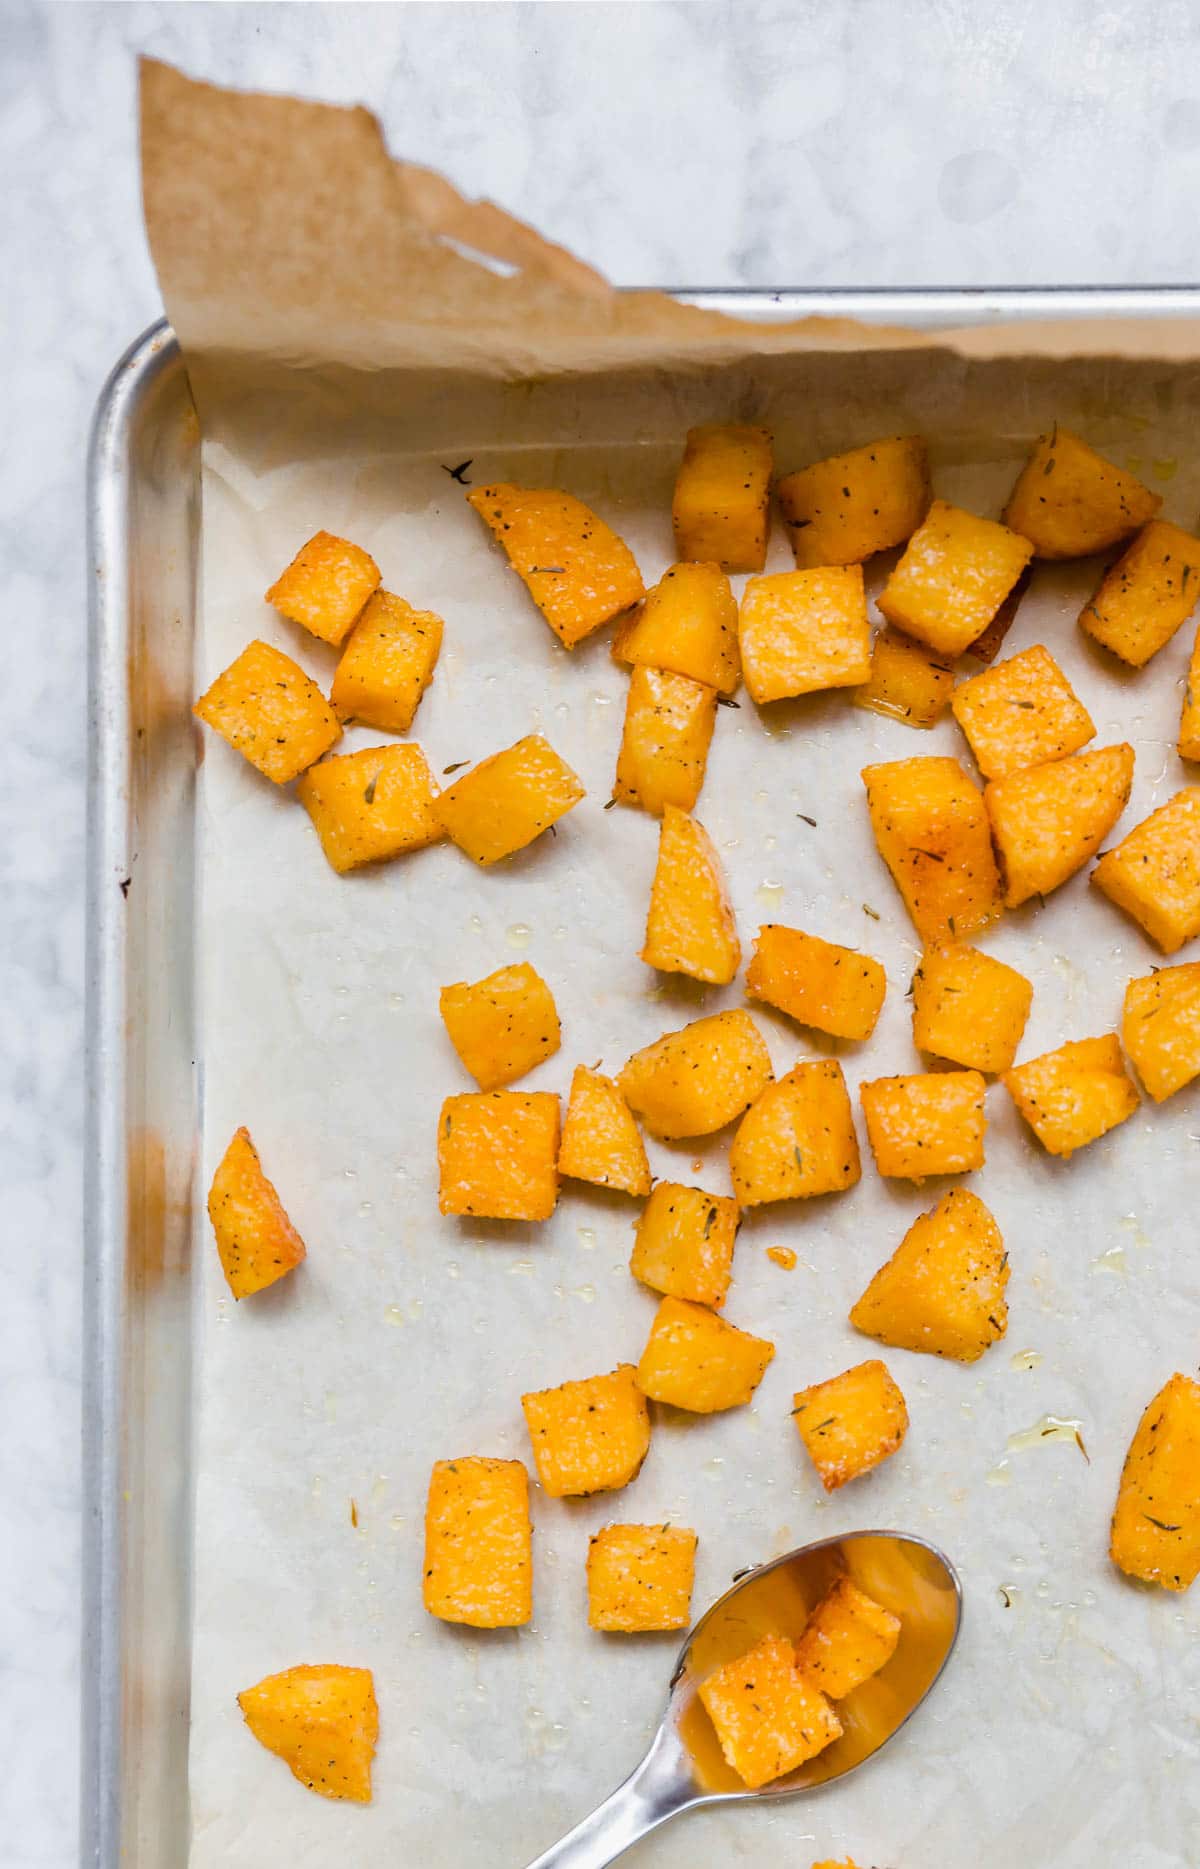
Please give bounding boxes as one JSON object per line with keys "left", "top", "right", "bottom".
{"left": 1002, "top": 1035, "right": 1138, "bottom": 1158}
{"left": 1003, "top": 428, "right": 1161, "bottom": 559}
{"left": 951, "top": 644, "right": 1095, "bottom": 781}
{"left": 297, "top": 743, "right": 442, "bottom": 872}
{"left": 437, "top": 1090, "right": 561, "bottom": 1220}
{"left": 747, "top": 924, "right": 886, "bottom": 1042}
{"left": 631, "top": 1181, "right": 740, "bottom": 1309}
{"left": 423, "top": 1457, "right": 532, "bottom": 1628}
{"left": 860, "top": 1071, "right": 986, "bottom": 1180}
{"left": 1081, "top": 519, "right": 1200, "bottom": 667}
{"left": 468, "top": 483, "right": 644, "bottom": 648}
{"left": 878, "top": 501, "right": 1034, "bottom": 657}
{"left": 1093, "top": 789, "right": 1200, "bottom": 954}
{"left": 193, "top": 639, "right": 342, "bottom": 784}
{"left": 911, "top": 943, "right": 1032, "bottom": 1073}
{"left": 794, "top": 1577, "right": 901, "bottom": 1699}
{"left": 739, "top": 566, "right": 871, "bottom": 704}
{"left": 439, "top": 962, "right": 560, "bottom": 1090}
{"left": 558, "top": 1067, "right": 651, "bottom": 1196}
{"left": 1122, "top": 964, "right": 1200, "bottom": 1102}
{"left": 438, "top": 733, "right": 584, "bottom": 864}
{"left": 330, "top": 591, "right": 443, "bottom": 732}
{"left": 619, "top": 1009, "right": 774, "bottom": 1139}
{"left": 777, "top": 435, "right": 930, "bottom": 570}
{"left": 730, "top": 1063, "right": 861, "bottom": 1207}
{"left": 1111, "top": 1373, "right": 1200, "bottom": 1591}
{"left": 521, "top": 1364, "right": 650, "bottom": 1497}
{"left": 207, "top": 1127, "right": 307, "bottom": 1300}
{"left": 266, "top": 530, "right": 381, "bottom": 645}
{"left": 854, "top": 627, "right": 955, "bottom": 730}
{"left": 793, "top": 1359, "right": 909, "bottom": 1491}
{"left": 636, "top": 1296, "right": 774, "bottom": 1413}
{"left": 587, "top": 1523, "right": 697, "bottom": 1632}
{"left": 861, "top": 756, "right": 1001, "bottom": 945}
{"left": 673, "top": 424, "right": 773, "bottom": 573}
{"left": 618, "top": 562, "right": 740, "bottom": 695}
{"left": 698, "top": 1634, "right": 842, "bottom": 1789}
{"left": 613, "top": 665, "right": 718, "bottom": 815}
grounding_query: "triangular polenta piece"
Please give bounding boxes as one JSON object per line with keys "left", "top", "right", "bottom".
{"left": 558, "top": 1066, "right": 651, "bottom": 1196}
{"left": 850, "top": 1188, "right": 1007, "bottom": 1363}
{"left": 641, "top": 806, "right": 740, "bottom": 984}
{"left": 467, "top": 484, "right": 643, "bottom": 648}
{"left": 985, "top": 743, "right": 1134, "bottom": 907}
{"left": 238, "top": 1664, "right": 378, "bottom": 1802}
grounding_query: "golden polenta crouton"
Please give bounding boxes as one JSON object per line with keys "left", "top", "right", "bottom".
{"left": 587, "top": 1523, "right": 697, "bottom": 1632}
{"left": 951, "top": 644, "right": 1095, "bottom": 781}
{"left": 1122, "top": 964, "right": 1200, "bottom": 1102}
{"left": 747, "top": 924, "right": 886, "bottom": 1042}
{"left": 730, "top": 1062, "right": 861, "bottom": 1207}
{"left": 641, "top": 806, "right": 740, "bottom": 985}
{"left": 521, "top": 1365, "right": 650, "bottom": 1497}
{"left": 1111, "top": 1373, "right": 1200, "bottom": 1592}
{"left": 558, "top": 1067, "right": 651, "bottom": 1196}
{"left": 985, "top": 742, "right": 1134, "bottom": 908}
{"left": 207, "top": 1126, "right": 307, "bottom": 1300}
{"left": 636, "top": 1296, "right": 774, "bottom": 1413}
{"left": 1181, "top": 626, "right": 1200, "bottom": 761}
{"left": 794, "top": 1576, "right": 901, "bottom": 1699}
{"left": 1003, "top": 428, "right": 1161, "bottom": 559}
{"left": 423, "top": 1457, "right": 532, "bottom": 1628}
{"left": 777, "top": 435, "right": 930, "bottom": 570}
{"left": 877, "top": 501, "right": 1033, "bottom": 657}
{"left": 619, "top": 1009, "right": 773, "bottom": 1139}
{"left": 1092, "top": 788, "right": 1200, "bottom": 954}
{"left": 439, "top": 962, "right": 560, "bottom": 1091}
{"left": 861, "top": 756, "right": 1001, "bottom": 945}
{"left": 630, "top": 1182, "right": 740, "bottom": 1308}
{"left": 911, "top": 943, "right": 1032, "bottom": 1074}
{"left": 1080, "top": 519, "right": 1200, "bottom": 667}
{"left": 297, "top": 743, "right": 442, "bottom": 873}
{"left": 437, "top": 1090, "right": 560, "bottom": 1220}
{"left": 1002, "top": 1034, "right": 1138, "bottom": 1158}
{"left": 238, "top": 1664, "right": 378, "bottom": 1802}
{"left": 266, "top": 530, "right": 381, "bottom": 645}
{"left": 849, "top": 1187, "right": 1008, "bottom": 1363}
{"left": 673, "top": 424, "right": 773, "bottom": 573}
{"left": 698, "top": 1634, "right": 842, "bottom": 1790}
{"left": 618, "top": 562, "right": 740, "bottom": 694}
{"left": 438, "top": 733, "right": 584, "bottom": 864}
{"left": 330, "top": 591, "right": 443, "bottom": 731}
{"left": 613, "top": 665, "right": 718, "bottom": 816}
{"left": 193, "top": 639, "right": 341, "bottom": 784}
{"left": 854, "top": 627, "right": 955, "bottom": 730}
{"left": 467, "top": 483, "right": 644, "bottom": 648}
{"left": 739, "top": 566, "right": 871, "bottom": 704}
{"left": 860, "top": 1071, "right": 986, "bottom": 1181}
{"left": 792, "top": 1359, "right": 909, "bottom": 1491}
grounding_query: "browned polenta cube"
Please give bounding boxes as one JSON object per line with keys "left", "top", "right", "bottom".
{"left": 265, "top": 531, "right": 381, "bottom": 646}
{"left": 1003, "top": 1035, "right": 1138, "bottom": 1158}
{"left": 1080, "top": 519, "right": 1200, "bottom": 667}
{"left": 1003, "top": 428, "right": 1161, "bottom": 559}
{"left": 438, "top": 733, "right": 584, "bottom": 864}
{"left": 698, "top": 1634, "right": 841, "bottom": 1790}
{"left": 558, "top": 1067, "right": 651, "bottom": 1195}
{"left": 641, "top": 806, "right": 740, "bottom": 985}
{"left": 207, "top": 1127, "right": 306, "bottom": 1300}
{"left": 467, "top": 484, "right": 644, "bottom": 648}
{"left": 193, "top": 639, "right": 341, "bottom": 784}
{"left": 297, "top": 743, "right": 442, "bottom": 873}
{"left": 854, "top": 628, "right": 955, "bottom": 729}
{"left": 794, "top": 1577, "right": 901, "bottom": 1698}
{"left": 1110, "top": 1373, "right": 1200, "bottom": 1591}
{"left": 793, "top": 1359, "right": 908, "bottom": 1491}
{"left": 630, "top": 1181, "right": 739, "bottom": 1308}
{"left": 238, "top": 1665, "right": 377, "bottom": 1802}
{"left": 739, "top": 566, "right": 871, "bottom": 704}
{"left": 777, "top": 435, "right": 931, "bottom": 569}
{"left": 1122, "top": 964, "right": 1200, "bottom": 1102}
{"left": 730, "top": 1063, "right": 861, "bottom": 1207}
{"left": 877, "top": 501, "right": 1033, "bottom": 657}
{"left": 619, "top": 562, "right": 740, "bottom": 694}
{"left": 613, "top": 665, "right": 717, "bottom": 816}
{"left": 849, "top": 1187, "right": 1007, "bottom": 1363}
{"left": 860, "top": 1070, "right": 986, "bottom": 1181}
{"left": 1093, "top": 789, "right": 1200, "bottom": 954}
{"left": 619, "top": 1009, "right": 773, "bottom": 1140}
{"left": 747, "top": 925, "right": 885, "bottom": 1042}
{"left": 586, "top": 1523, "right": 697, "bottom": 1632}
{"left": 636, "top": 1296, "right": 774, "bottom": 1413}
{"left": 437, "top": 1090, "right": 560, "bottom": 1220}
{"left": 330, "top": 591, "right": 443, "bottom": 732}
{"left": 522, "top": 1364, "right": 650, "bottom": 1497}
{"left": 1182, "top": 627, "right": 1200, "bottom": 762}
{"left": 673, "top": 424, "right": 773, "bottom": 573}
{"left": 439, "top": 962, "right": 560, "bottom": 1090}
{"left": 813, "top": 1858, "right": 861, "bottom": 1868}
{"left": 986, "top": 742, "right": 1134, "bottom": 908}
{"left": 951, "top": 644, "right": 1095, "bottom": 781}
{"left": 911, "top": 943, "right": 1032, "bottom": 1073}
{"left": 862, "top": 756, "right": 1001, "bottom": 945}
{"left": 423, "top": 1457, "right": 532, "bottom": 1628}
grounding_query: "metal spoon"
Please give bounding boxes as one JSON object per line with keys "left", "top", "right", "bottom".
{"left": 523, "top": 1529, "right": 961, "bottom": 1869}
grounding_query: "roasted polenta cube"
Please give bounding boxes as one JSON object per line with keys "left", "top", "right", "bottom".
{"left": 618, "top": 562, "right": 740, "bottom": 694}
{"left": 265, "top": 530, "right": 381, "bottom": 645}
{"left": 730, "top": 1063, "right": 861, "bottom": 1207}
{"left": 636, "top": 1295, "right": 774, "bottom": 1413}
{"left": 641, "top": 806, "right": 740, "bottom": 985}
{"left": 439, "top": 962, "right": 560, "bottom": 1090}
{"left": 619, "top": 1009, "right": 773, "bottom": 1139}
{"left": 1110, "top": 1373, "right": 1200, "bottom": 1592}
{"left": 911, "top": 943, "right": 1032, "bottom": 1073}
{"left": 193, "top": 639, "right": 341, "bottom": 784}
{"left": 792, "top": 1359, "right": 909, "bottom": 1491}
{"left": 1181, "top": 627, "right": 1200, "bottom": 762}
{"left": 613, "top": 665, "right": 718, "bottom": 816}
{"left": 330, "top": 591, "right": 443, "bottom": 732}
{"left": 849, "top": 1187, "right": 1008, "bottom": 1362}
{"left": 587, "top": 1523, "right": 697, "bottom": 1632}
{"left": 854, "top": 628, "right": 955, "bottom": 729}
{"left": 1122, "top": 964, "right": 1200, "bottom": 1101}
{"left": 558, "top": 1067, "right": 651, "bottom": 1195}
{"left": 794, "top": 1576, "right": 901, "bottom": 1699}
{"left": 951, "top": 644, "right": 1095, "bottom": 781}
{"left": 521, "top": 1364, "right": 650, "bottom": 1497}
{"left": 877, "top": 501, "right": 1033, "bottom": 658}
{"left": 207, "top": 1127, "right": 307, "bottom": 1300}
{"left": 630, "top": 1181, "right": 740, "bottom": 1308}
{"left": 467, "top": 484, "right": 644, "bottom": 648}
{"left": 1003, "top": 428, "right": 1161, "bottom": 559}
{"left": 738, "top": 566, "right": 871, "bottom": 705}
{"left": 986, "top": 742, "right": 1134, "bottom": 908}
{"left": 437, "top": 1090, "right": 560, "bottom": 1220}
{"left": 1080, "top": 519, "right": 1200, "bottom": 667}
{"left": 1093, "top": 788, "right": 1200, "bottom": 953}
{"left": 672, "top": 424, "right": 773, "bottom": 573}
{"left": 812, "top": 1860, "right": 861, "bottom": 1868}
{"left": 438, "top": 733, "right": 584, "bottom": 864}
{"left": 423, "top": 1457, "right": 532, "bottom": 1628}
{"left": 862, "top": 757, "right": 1001, "bottom": 945}
{"left": 297, "top": 742, "right": 442, "bottom": 873}
{"left": 777, "top": 435, "right": 931, "bottom": 570}
{"left": 747, "top": 924, "right": 886, "bottom": 1042}
{"left": 860, "top": 1070, "right": 986, "bottom": 1181}
{"left": 698, "top": 1634, "right": 842, "bottom": 1790}
{"left": 238, "top": 1664, "right": 378, "bottom": 1802}
{"left": 1002, "top": 1034, "right": 1138, "bottom": 1158}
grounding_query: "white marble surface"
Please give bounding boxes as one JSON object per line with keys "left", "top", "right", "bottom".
{"left": 5, "top": 2, "right": 1200, "bottom": 1863}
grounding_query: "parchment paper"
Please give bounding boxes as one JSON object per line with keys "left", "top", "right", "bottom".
{"left": 141, "top": 60, "right": 1200, "bottom": 1869}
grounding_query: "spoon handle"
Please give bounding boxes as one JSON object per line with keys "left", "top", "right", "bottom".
{"left": 521, "top": 1724, "right": 696, "bottom": 1869}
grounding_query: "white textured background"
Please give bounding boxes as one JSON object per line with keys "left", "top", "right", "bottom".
{"left": 6, "top": 2, "right": 1200, "bottom": 1864}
